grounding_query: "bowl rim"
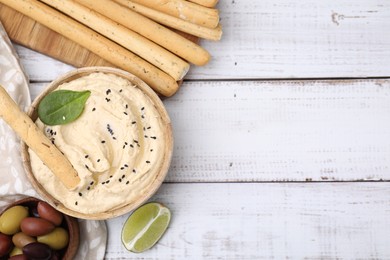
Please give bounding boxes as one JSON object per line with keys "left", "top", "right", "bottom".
{"left": 1, "top": 196, "right": 79, "bottom": 260}
{"left": 21, "top": 67, "right": 173, "bottom": 220}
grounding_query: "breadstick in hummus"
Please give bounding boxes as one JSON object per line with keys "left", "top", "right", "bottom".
{"left": 0, "top": 85, "right": 80, "bottom": 190}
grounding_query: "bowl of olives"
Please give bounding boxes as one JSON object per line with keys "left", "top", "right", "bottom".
{"left": 0, "top": 196, "right": 79, "bottom": 260}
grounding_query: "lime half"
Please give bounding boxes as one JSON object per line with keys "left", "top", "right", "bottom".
{"left": 121, "top": 202, "right": 171, "bottom": 253}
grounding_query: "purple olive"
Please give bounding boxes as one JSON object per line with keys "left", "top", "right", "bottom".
{"left": 22, "top": 242, "right": 52, "bottom": 260}
{"left": 0, "top": 233, "right": 12, "bottom": 257}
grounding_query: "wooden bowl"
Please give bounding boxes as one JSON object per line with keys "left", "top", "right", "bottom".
{"left": 0, "top": 196, "right": 79, "bottom": 260}
{"left": 21, "top": 67, "right": 173, "bottom": 220}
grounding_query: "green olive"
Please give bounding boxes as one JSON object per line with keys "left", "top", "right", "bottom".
{"left": 37, "top": 227, "right": 69, "bottom": 250}
{"left": 9, "top": 246, "right": 23, "bottom": 257}
{"left": 12, "top": 232, "right": 36, "bottom": 248}
{"left": 0, "top": 206, "right": 29, "bottom": 235}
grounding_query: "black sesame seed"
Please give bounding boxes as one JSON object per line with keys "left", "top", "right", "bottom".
{"left": 123, "top": 145, "right": 125, "bottom": 149}
{"left": 51, "top": 140, "right": 55, "bottom": 144}
{"left": 124, "top": 112, "right": 128, "bottom": 115}
{"left": 87, "top": 186, "right": 90, "bottom": 190}
{"left": 147, "top": 126, "right": 151, "bottom": 129}
{"left": 92, "top": 107, "right": 96, "bottom": 111}
{"left": 133, "top": 169, "right": 136, "bottom": 173}
{"left": 106, "top": 180, "right": 110, "bottom": 184}
{"left": 119, "top": 89, "right": 123, "bottom": 92}
{"left": 85, "top": 155, "right": 89, "bottom": 158}
{"left": 110, "top": 175, "right": 113, "bottom": 178}
{"left": 126, "top": 181, "right": 129, "bottom": 185}
{"left": 141, "top": 107, "right": 145, "bottom": 111}
{"left": 134, "top": 140, "right": 138, "bottom": 143}
{"left": 125, "top": 142, "right": 128, "bottom": 145}
{"left": 122, "top": 174, "right": 125, "bottom": 179}
{"left": 151, "top": 136, "right": 157, "bottom": 140}
{"left": 150, "top": 149, "right": 153, "bottom": 152}
{"left": 120, "top": 167, "right": 125, "bottom": 170}
{"left": 102, "top": 182, "right": 105, "bottom": 185}
{"left": 124, "top": 164, "right": 128, "bottom": 167}
{"left": 90, "top": 181, "right": 94, "bottom": 185}
{"left": 119, "top": 179, "right": 122, "bottom": 182}
{"left": 144, "top": 135, "right": 148, "bottom": 138}
{"left": 125, "top": 104, "right": 128, "bottom": 109}
{"left": 85, "top": 165, "right": 89, "bottom": 169}
{"left": 146, "top": 160, "right": 150, "bottom": 164}
{"left": 106, "top": 89, "right": 111, "bottom": 95}
{"left": 75, "top": 201, "right": 78, "bottom": 206}
{"left": 101, "top": 140, "right": 106, "bottom": 143}
{"left": 105, "top": 98, "right": 111, "bottom": 102}
{"left": 79, "top": 192, "right": 82, "bottom": 197}
{"left": 113, "top": 137, "right": 117, "bottom": 140}
{"left": 132, "top": 121, "right": 136, "bottom": 125}
{"left": 141, "top": 115, "right": 145, "bottom": 119}
{"left": 97, "top": 159, "right": 101, "bottom": 162}
{"left": 130, "top": 144, "right": 134, "bottom": 148}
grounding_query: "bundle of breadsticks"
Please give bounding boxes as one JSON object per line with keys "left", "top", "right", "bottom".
{"left": 0, "top": 0, "right": 222, "bottom": 97}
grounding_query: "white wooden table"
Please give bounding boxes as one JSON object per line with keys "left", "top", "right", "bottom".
{"left": 18, "top": 0, "right": 390, "bottom": 259}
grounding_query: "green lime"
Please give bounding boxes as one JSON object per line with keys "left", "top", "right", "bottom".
{"left": 121, "top": 202, "right": 171, "bottom": 253}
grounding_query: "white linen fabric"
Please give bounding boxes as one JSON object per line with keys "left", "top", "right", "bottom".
{"left": 0, "top": 22, "right": 107, "bottom": 259}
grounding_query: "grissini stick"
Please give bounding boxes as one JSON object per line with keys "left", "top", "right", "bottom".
{"left": 115, "top": 0, "right": 222, "bottom": 41}
{"left": 186, "top": 0, "right": 219, "bottom": 8}
{"left": 0, "top": 0, "right": 179, "bottom": 97}
{"left": 75, "top": 0, "right": 210, "bottom": 66}
{"left": 129, "top": 0, "right": 219, "bottom": 29}
{"left": 0, "top": 84, "right": 80, "bottom": 190}
{"left": 40, "top": 0, "right": 189, "bottom": 81}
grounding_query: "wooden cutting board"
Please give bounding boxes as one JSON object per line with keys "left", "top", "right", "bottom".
{"left": 0, "top": 3, "right": 198, "bottom": 73}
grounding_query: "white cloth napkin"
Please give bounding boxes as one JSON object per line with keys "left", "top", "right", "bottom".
{"left": 0, "top": 22, "right": 107, "bottom": 259}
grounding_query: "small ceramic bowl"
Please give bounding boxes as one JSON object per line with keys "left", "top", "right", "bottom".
{"left": 0, "top": 196, "right": 79, "bottom": 260}
{"left": 21, "top": 67, "right": 173, "bottom": 220}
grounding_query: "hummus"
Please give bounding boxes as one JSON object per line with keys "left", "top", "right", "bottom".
{"left": 29, "top": 72, "right": 167, "bottom": 214}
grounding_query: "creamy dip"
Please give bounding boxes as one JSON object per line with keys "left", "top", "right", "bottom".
{"left": 29, "top": 72, "right": 167, "bottom": 214}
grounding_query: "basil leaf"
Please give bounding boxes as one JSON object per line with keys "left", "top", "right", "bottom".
{"left": 38, "top": 90, "right": 91, "bottom": 126}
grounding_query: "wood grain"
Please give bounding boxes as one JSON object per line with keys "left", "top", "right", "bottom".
{"left": 105, "top": 182, "right": 390, "bottom": 259}
{"left": 14, "top": 0, "right": 390, "bottom": 82}
{"left": 30, "top": 79, "right": 390, "bottom": 182}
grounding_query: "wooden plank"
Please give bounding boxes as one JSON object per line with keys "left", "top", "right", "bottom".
{"left": 30, "top": 79, "right": 390, "bottom": 182}
{"left": 16, "top": 0, "right": 390, "bottom": 82}
{"left": 105, "top": 182, "right": 390, "bottom": 259}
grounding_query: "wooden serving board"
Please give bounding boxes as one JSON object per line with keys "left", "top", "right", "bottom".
{"left": 0, "top": 3, "right": 198, "bottom": 77}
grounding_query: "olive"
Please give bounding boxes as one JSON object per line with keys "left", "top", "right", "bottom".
{"left": 20, "top": 217, "right": 55, "bottom": 237}
{"left": 37, "top": 202, "right": 63, "bottom": 226}
{"left": 0, "top": 233, "right": 12, "bottom": 257}
{"left": 23, "top": 242, "right": 52, "bottom": 260}
{"left": 12, "top": 232, "right": 36, "bottom": 248}
{"left": 8, "top": 254, "right": 28, "bottom": 260}
{"left": 9, "top": 246, "right": 23, "bottom": 257}
{"left": 37, "top": 227, "right": 69, "bottom": 250}
{"left": 0, "top": 206, "right": 29, "bottom": 235}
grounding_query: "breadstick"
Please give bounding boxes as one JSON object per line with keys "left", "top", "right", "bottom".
{"left": 186, "top": 0, "right": 218, "bottom": 8}
{"left": 129, "top": 0, "right": 219, "bottom": 29}
{"left": 0, "top": 85, "right": 80, "bottom": 190}
{"left": 0, "top": 0, "right": 179, "bottom": 96}
{"left": 75, "top": 0, "right": 210, "bottom": 66}
{"left": 40, "top": 0, "right": 189, "bottom": 81}
{"left": 115, "top": 0, "right": 222, "bottom": 41}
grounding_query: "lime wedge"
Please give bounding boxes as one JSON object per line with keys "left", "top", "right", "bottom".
{"left": 121, "top": 202, "right": 171, "bottom": 253}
